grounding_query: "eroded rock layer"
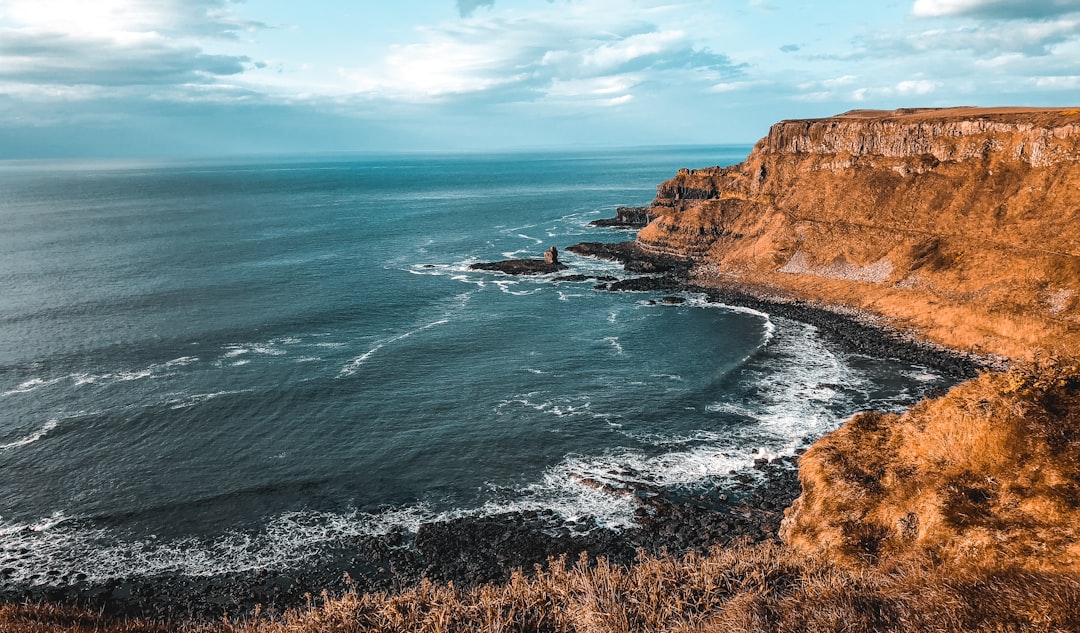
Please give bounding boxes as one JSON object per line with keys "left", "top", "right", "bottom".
{"left": 638, "top": 107, "right": 1080, "bottom": 359}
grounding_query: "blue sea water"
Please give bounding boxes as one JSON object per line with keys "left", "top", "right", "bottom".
{"left": 0, "top": 148, "right": 950, "bottom": 583}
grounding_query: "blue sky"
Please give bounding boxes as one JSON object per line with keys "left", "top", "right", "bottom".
{"left": 1, "top": 0, "right": 1079, "bottom": 156}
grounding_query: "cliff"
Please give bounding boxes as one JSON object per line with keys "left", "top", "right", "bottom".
{"left": 638, "top": 107, "right": 1080, "bottom": 360}
{"left": 637, "top": 108, "right": 1080, "bottom": 575}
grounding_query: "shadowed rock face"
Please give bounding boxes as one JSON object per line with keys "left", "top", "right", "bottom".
{"left": 636, "top": 107, "right": 1080, "bottom": 360}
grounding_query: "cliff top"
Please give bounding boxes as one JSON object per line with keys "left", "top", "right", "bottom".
{"left": 790, "top": 106, "right": 1080, "bottom": 126}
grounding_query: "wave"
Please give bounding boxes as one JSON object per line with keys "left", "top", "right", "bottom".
{"left": 496, "top": 393, "right": 593, "bottom": 418}
{"left": 339, "top": 319, "right": 451, "bottom": 377}
{"left": 3, "top": 377, "right": 64, "bottom": 396}
{"left": 4, "top": 355, "right": 202, "bottom": 397}
{"left": 0, "top": 419, "right": 59, "bottom": 451}
{"left": 604, "top": 336, "right": 625, "bottom": 355}
{"left": 166, "top": 390, "right": 253, "bottom": 410}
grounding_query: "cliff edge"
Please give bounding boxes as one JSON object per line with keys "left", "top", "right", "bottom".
{"left": 638, "top": 108, "right": 1080, "bottom": 573}
{"left": 638, "top": 107, "right": 1080, "bottom": 360}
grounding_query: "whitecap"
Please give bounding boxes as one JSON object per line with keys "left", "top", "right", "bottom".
{"left": 604, "top": 337, "right": 624, "bottom": 355}
{"left": 166, "top": 390, "right": 252, "bottom": 410}
{"left": 339, "top": 319, "right": 451, "bottom": 377}
{"left": 0, "top": 419, "right": 59, "bottom": 451}
{"left": 116, "top": 369, "right": 153, "bottom": 381}
{"left": 3, "top": 377, "right": 63, "bottom": 397}
{"left": 164, "top": 356, "right": 199, "bottom": 368}
{"left": 515, "top": 233, "right": 545, "bottom": 245}
{"left": 652, "top": 373, "right": 684, "bottom": 382}
{"left": 72, "top": 372, "right": 109, "bottom": 386}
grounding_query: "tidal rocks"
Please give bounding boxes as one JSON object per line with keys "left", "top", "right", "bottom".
{"left": 469, "top": 245, "right": 569, "bottom": 275}
{"left": 566, "top": 241, "right": 690, "bottom": 275}
{"left": 470, "top": 259, "right": 567, "bottom": 275}
{"left": 589, "top": 206, "right": 657, "bottom": 228}
{"left": 553, "top": 274, "right": 617, "bottom": 283}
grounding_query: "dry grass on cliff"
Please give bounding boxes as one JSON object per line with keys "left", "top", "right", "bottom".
{"left": 0, "top": 602, "right": 174, "bottom": 633}
{"left": 6, "top": 543, "right": 1080, "bottom": 633}
{"left": 783, "top": 361, "right": 1080, "bottom": 571}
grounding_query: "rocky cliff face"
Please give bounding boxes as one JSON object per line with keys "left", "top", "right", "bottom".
{"left": 638, "top": 107, "right": 1080, "bottom": 359}
{"left": 653, "top": 108, "right": 1080, "bottom": 574}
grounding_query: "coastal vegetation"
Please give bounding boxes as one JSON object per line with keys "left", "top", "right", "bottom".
{"left": 5, "top": 528, "right": 1080, "bottom": 632}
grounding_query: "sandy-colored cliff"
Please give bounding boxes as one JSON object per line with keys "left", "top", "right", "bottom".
{"left": 638, "top": 107, "right": 1080, "bottom": 360}
{"left": 639, "top": 108, "right": 1080, "bottom": 574}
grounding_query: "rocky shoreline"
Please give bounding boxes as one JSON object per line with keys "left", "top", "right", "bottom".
{"left": 3, "top": 233, "right": 985, "bottom": 623}
{"left": 3, "top": 456, "right": 800, "bottom": 621}
{"left": 568, "top": 240, "right": 987, "bottom": 379}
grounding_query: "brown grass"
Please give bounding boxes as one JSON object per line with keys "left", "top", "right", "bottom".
{"left": 783, "top": 362, "right": 1080, "bottom": 571}
{"left": 6, "top": 542, "right": 1080, "bottom": 633}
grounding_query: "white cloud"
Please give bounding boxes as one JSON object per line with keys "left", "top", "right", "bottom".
{"left": 581, "top": 30, "right": 686, "bottom": 72}
{"left": 1, "top": 0, "right": 261, "bottom": 41}
{"left": 709, "top": 79, "right": 770, "bottom": 93}
{"left": 1033, "top": 75, "right": 1080, "bottom": 88}
{"left": 822, "top": 74, "right": 858, "bottom": 88}
{"left": 895, "top": 78, "right": 940, "bottom": 94}
{"left": 858, "top": 17, "right": 1080, "bottom": 58}
{"left": 341, "top": 3, "right": 742, "bottom": 105}
{"left": 0, "top": 0, "right": 260, "bottom": 91}
{"left": 913, "top": 0, "right": 1080, "bottom": 19}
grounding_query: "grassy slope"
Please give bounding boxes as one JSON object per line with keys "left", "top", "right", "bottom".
{"left": 5, "top": 543, "right": 1080, "bottom": 632}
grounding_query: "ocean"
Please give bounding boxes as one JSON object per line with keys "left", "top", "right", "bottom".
{"left": 0, "top": 148, "right": 950, "bottom": 586}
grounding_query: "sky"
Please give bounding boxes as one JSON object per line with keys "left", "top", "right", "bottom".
{"left": 1, "top": 0, "right": 1079, "bottom": 157}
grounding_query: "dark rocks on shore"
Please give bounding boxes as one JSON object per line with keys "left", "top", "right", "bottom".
{"left": 470, "top": 259, "right": 568, "bottom": 275}
{"left": 553, "top": 274, "right": 618, "bottom": 283}
{"left": 566, "top": 239, "right": 983, "bottom": 379}
{"left": 589, "top": 206, "right": 657, "bottom": 228}
{"left": 2, "top": 457, "right": 802, "bottom": 622}
{"left": 567, "top": 241, "right": 690, "bottom": 275}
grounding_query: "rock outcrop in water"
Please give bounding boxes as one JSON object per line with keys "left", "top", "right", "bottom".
{"left": 470, "top": 250, "right": 568, "bottom": 275}
{"left": 637, "top": 107, "right": 1080, "bottom": 360}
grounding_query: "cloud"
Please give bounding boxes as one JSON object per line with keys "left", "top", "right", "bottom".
{"left": 0, "top": 0, "right": 264, "bottom": 40}
{"left": 457, "top": 0, "right": 496, "bottom": 17}
{"left": 0, "top": 0, "right": 261, "bottom": 91}
{"left": 344, "top": 6, "right": 744, "bottom": 106}
{"left": 853, "top": 17, "right": 1080, "bottom": 58}
{"left": 0, "top": 30, "right": 249, "bottom": 87}
{"left": 780, "top": 43, "right": 801, "bottom": 52}
{"left": 894, "top": 78, "right": 940, "bottom": 94}
{"left": 912, "top": 0, "right": 1080, "bottom": 20}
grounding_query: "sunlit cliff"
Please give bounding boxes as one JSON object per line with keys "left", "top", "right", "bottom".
{"left": 639, "top": 107, "right": 1080, "bottom": 360}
